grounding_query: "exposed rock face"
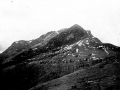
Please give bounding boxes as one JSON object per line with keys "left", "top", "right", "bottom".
{"left": 1, "top": 24, "right": 120, "bottom": 90}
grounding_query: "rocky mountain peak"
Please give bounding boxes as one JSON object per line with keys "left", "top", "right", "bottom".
{"left": 70, "top": 24, "right": 84, "bottom": 29}
{"left": 1, "top": 24, "right": 120, "bottom": 90}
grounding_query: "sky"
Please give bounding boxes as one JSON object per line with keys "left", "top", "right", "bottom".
{"left": 0, "top": 0, "right": 120, "bottom": 53}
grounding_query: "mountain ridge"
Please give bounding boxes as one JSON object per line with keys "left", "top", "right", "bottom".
{"left": 1, "top": 24, "right": 120, "bottom": 90}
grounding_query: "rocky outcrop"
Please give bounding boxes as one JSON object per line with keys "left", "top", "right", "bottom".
{"left": 1, "top": 24, "right": 120, "bottom": 90}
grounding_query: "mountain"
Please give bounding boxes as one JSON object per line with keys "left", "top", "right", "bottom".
{"left": 0, "top": 31, "right": 58, "bottom": 63}
{"left": 1, "top": 24, "right": 120, "bottom": 90}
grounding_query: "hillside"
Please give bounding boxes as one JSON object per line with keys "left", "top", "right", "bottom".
{"left": 1, "top": 24, "right": 120, "bottom": 90}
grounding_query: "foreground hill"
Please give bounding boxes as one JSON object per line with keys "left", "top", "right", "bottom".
{"left": 1, "top": 24, "right": 120, "bottom": 90}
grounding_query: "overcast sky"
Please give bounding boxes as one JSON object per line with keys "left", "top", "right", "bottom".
{"left": 0, "top": 0, "right": 120, "bottom": 53}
